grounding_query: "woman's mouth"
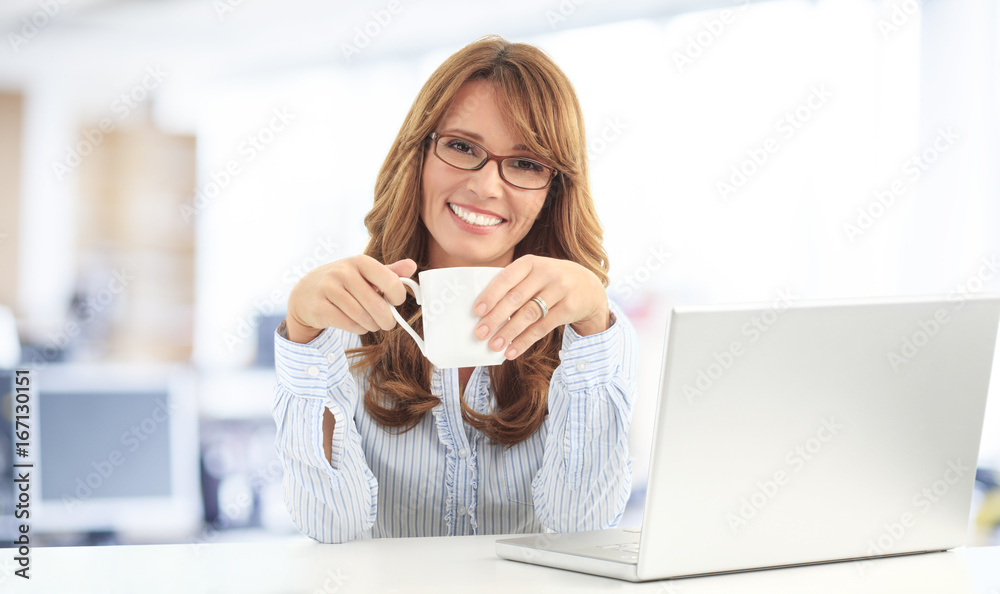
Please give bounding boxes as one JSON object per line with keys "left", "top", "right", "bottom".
{"left": 448, "top": 203, "right": 504, "bottom": 227}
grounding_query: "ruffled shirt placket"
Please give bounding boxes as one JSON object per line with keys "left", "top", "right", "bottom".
{"left": 429, "top": 365, "right": 487, "bottom": 536}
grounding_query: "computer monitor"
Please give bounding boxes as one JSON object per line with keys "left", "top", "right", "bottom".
{"left": 32, "top": 364, "right": 201, "bottom": 541}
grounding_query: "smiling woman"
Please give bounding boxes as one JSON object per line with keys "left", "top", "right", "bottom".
{"left": 420, "top": 82, "right": 551, "bottom": 269}
{"left": 272, "top": 35, "right": 637, "bottom": 543}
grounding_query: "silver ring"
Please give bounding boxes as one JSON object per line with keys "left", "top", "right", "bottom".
{"left": 531, "top": 296, "right": 549, "bottom": 319}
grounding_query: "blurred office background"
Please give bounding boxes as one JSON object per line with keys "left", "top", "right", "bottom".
{"left": 1, "top": 0, "right": 999, "bottom": 549}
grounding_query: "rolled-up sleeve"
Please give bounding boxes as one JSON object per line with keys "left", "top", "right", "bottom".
{"left": 272, "top": 321, "right": 378, "bottom": 543}
{"left": 532, "top": 300, "right": 638, "bottom": 532}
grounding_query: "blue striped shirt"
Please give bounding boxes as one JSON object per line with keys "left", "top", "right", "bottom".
{"left": 271, "top": 300, "right": 637, "bottom": 543}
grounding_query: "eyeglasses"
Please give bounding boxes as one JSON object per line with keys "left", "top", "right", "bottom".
{"left": 427, "top": 132, "right": 558, "bottom": 191}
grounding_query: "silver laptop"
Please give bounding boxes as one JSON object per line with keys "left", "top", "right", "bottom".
{"left": 496, "top": 294, "right": 1000, "bottom": 581}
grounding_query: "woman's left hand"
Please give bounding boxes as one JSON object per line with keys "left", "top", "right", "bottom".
{"left": 473, "top": 255, "right": 610, "bottom": 360}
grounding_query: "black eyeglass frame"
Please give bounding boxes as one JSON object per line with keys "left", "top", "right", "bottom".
{"left": 427, "top": 132, "right": 558, "bottom": 191}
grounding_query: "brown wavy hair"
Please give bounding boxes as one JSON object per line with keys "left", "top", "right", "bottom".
{"left": 348, "top": 35, "right": 609, "bottom": 446}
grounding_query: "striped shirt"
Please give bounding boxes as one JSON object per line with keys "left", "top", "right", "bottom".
{"left": 271, "top": 300, "right": 637, "bottom": 543}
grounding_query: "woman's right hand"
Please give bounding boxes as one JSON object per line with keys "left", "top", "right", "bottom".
{"left": 285, "top": 255, "right": 418, "bottom": 344}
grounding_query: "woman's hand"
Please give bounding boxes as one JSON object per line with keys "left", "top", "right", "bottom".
{"left": 473, "top": 255, "right": 610, "bottom": 360}
{"left": 285, "top": 255, "right": 418, "bottom": 344}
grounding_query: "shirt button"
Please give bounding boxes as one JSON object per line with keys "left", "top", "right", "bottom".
{"left": 458, "top": 506, "right": 467, "bottom": 516}
{"left": 458, "top": 449, "right": 468, "bottom": 459}
{"left": 575, "top": 360, "right": 589, "bottom": 372}
{"left": 326, "top": 352, "right": 337, "bottom": 364}
{"left": 307, "top": 366, "right": 320, "bottom": 377}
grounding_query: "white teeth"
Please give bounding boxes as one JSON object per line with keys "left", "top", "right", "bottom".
{"left": 449, "top": 203, "right": 502, "bottom": 227}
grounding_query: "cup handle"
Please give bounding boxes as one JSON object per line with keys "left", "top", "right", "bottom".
{"left": 386, "top": 277, "right": 425, "bottom": 355}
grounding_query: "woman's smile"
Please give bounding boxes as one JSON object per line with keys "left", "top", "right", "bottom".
{"left": 448, "top": 202, "right": 505, "bottom": 229}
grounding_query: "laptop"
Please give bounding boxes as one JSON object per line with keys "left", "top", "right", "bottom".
{"left": 496, "top": 294, "right": 1000, "bottom": 581}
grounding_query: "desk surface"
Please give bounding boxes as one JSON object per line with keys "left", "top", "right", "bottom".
{"left": 2, "top": 535, "right": 999, "bottom": 593}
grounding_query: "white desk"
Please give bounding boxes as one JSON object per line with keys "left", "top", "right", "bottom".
{"left": 2, "top": 536, "right": 999, "bottom": 593}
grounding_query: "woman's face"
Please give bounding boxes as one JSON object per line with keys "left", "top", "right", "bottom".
{"left": 420, "top": 80, "right": 550, "bottom": 269}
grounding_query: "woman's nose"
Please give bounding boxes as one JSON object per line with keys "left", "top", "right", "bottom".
{"left": 467, "top": 158, "right": 506, "bottom": 198}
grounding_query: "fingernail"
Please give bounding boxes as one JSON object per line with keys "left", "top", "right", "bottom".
{"left": 505, "top": 347, "right": 518, "bottom": 360}
{"left": 474, "top": 303, "right": 487, "bottom": 316}
{"left": 490, "top": 336, "right": 505, "bottom": 351}
{"left": 475, "top": 324, "right": 489, "bottom": 339}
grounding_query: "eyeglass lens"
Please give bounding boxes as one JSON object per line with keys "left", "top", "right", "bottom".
{"left": 434, "top": 135, "right": 552, "bottom": 190}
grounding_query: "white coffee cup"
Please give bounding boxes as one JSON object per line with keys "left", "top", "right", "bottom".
{"left": 387, "top": 267, "right": 507, "bottom": 369}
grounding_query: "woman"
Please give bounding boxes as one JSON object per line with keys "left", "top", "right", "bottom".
{"left": 273, "top": 35, "right": 637, "bottom": 543}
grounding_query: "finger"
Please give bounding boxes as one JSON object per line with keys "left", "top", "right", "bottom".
{"left": 325, "top": 284, "right": 382, "bottom": 333}
{"left": 324, "top": 302, "right": 369, "bottom": 335}
{"left": 341, "top": 272, "right": 399, "bottom": 331}
{"left": 385, "top": 258, "right": 417, "bottom": 280}
{"left": 487, "top": 290, "right": 561, "bottom": 356}
{"left": 474, "top": 261, "right": 551, "bottom": 341}
{"left": 477, "top": 275, "right": 547, "bottom": 343}
{"left": 299, "top": 294, "right": 368, "bottom": 335}
{"left": 505, "top": 314, "right": 560, "bottom": 360}
{"left": 473, "top": 256, "right": 534, "bottom": 318}
{"left": 355, "top": 256, "right": 412, "bottom": 306}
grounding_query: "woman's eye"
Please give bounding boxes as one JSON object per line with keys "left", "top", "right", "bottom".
{"left": 511, "top": 159, "right": 544, "bottom": 173}
{"left": 445, "top": 139, "right": 475, "bottom": 154}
